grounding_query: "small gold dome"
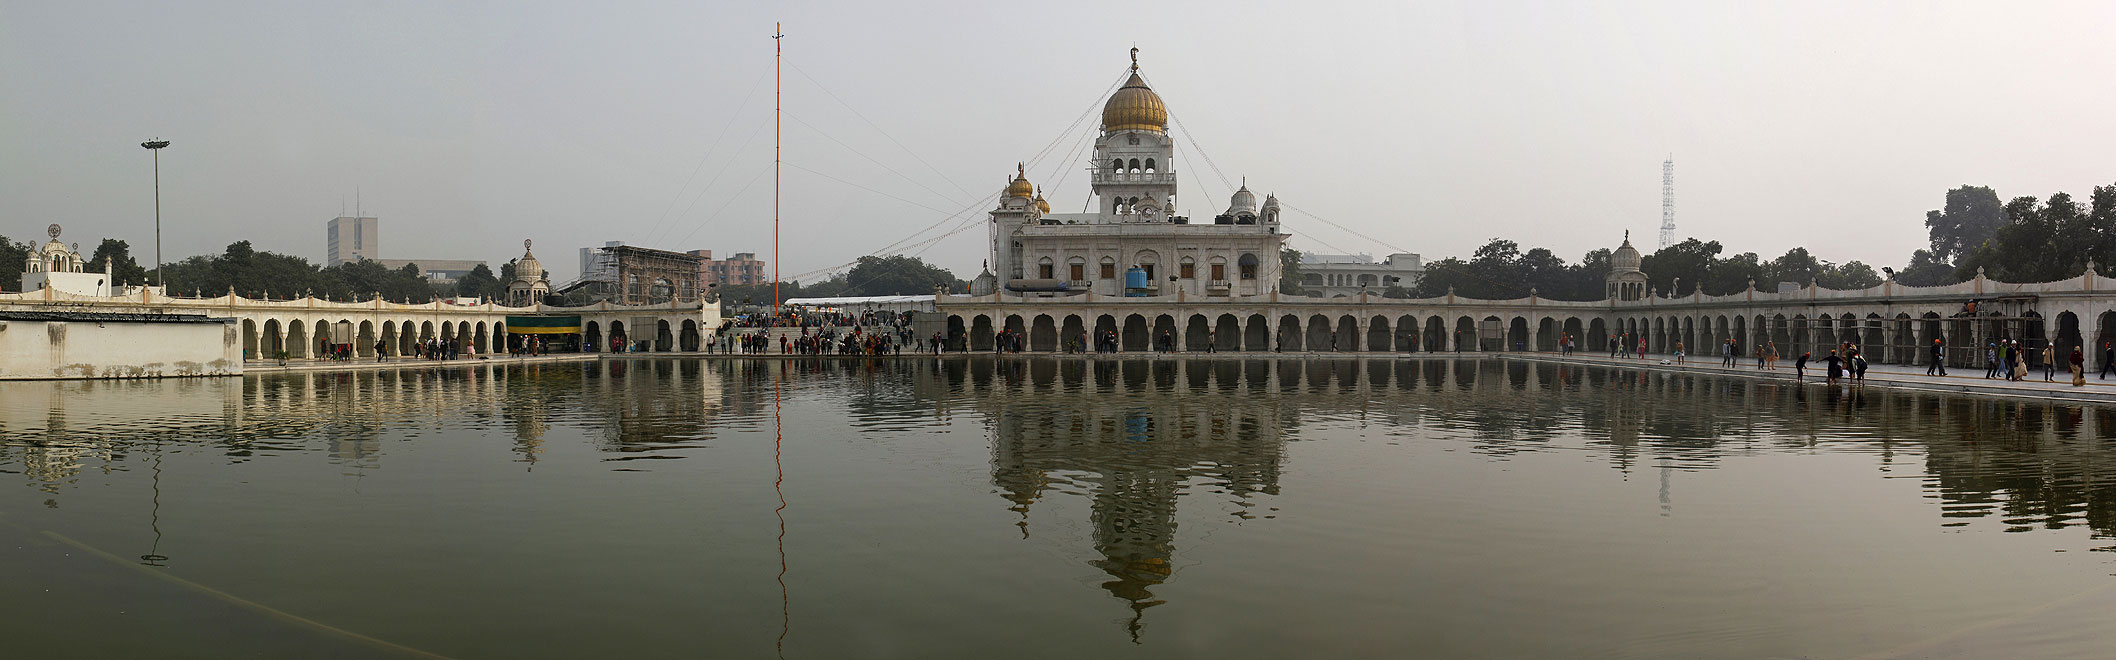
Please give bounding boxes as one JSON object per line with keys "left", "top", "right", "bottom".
{"left": 1102, "top": 71, "right": 1168, "bottom": 133}
{"left": 1005, "top": 162, "right": 1035, "bottom": 199}
{"left": 1034, "top": 188, "right": 1051, "bottom": 213}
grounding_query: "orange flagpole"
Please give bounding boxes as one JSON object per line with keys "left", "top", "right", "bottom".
{"left": 773, "top": 23, "right": 783, "bottom": 319}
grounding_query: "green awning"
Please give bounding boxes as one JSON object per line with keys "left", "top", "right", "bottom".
{"left": 506, "top": 315, "right": 581, "bottom": 335}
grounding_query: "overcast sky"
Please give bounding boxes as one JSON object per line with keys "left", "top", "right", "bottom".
{"left": 5, "top": 1, "right": 2112, "bottom": 284}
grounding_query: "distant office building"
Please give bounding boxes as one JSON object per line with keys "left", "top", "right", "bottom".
{"left": 325, "top": 215, "right": 483, "bottom": 282}
{"left": 325, "top": 216, "right": 378, "bottom": 266}
{"left": 1298, "top": 253, "right": 1423, "bottom": 298}
{"left": 373, "top": 258, "right": 488, "bottom": 284}
{"left": 688, "top": 250, "right": 766, "bottom": 287}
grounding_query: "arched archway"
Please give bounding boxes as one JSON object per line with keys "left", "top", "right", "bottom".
{"left": 1335, "top": 316, "right": 1358, "bottom": 351}
{"left": 1306, "top": 315, "right": 1332, "bottom": 351}
{"left": 1395, "top": 315, "right": 1417, "bottom": 352}
{"left": 1095, "top": 314, "right": 1119, "bottom": 351}
{"left": 1122, "top": 314, "right": 1149, "bottom": 352}
{"left": 1214, "top": 314, "right": 1241, "bottom": 352}
{"left": 585, "top": 321, "right": 602, "bottom": 353}
{"left": 971, "top": 315, "right": 995, "bottom": 351}
{"left": 1366, "top": 316, "right": 1391, "bottom": 351}
{"left": 1278, "top": 315, "right": 1303, "bottom": 352}
{"left": 1244, "top": 314, "right": 1269, "bottom": 351}
{"left": 1030, "top": 314, "right": 1057, "bottom": 352}
{"left": 287, "top": 320, "right": 310, "bottom": 359}
{"left": 1587, "top": 318, "right": 1607, "bottom": 352}
{"left": 357, "top": 321, "right": 376, "bottom": 357}
{"left": 1152, "top": 314, "right": 1178, "bottom": 351}
{"left": 680, "top": 319, "right": 700, "bottom": 351}
{"left": 1507, "top": 317, "right": 1528, "bottom": 352}
{"left": 1185, "top": 315, "right": 1211, "bottom": 352}
{"left": 1061, "top": 315, "right": 1086, "bottom": 352}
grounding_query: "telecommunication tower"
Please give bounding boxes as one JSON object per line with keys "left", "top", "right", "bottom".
{"left": 1658, "top": 156, "right": 1675, "bottom": 249}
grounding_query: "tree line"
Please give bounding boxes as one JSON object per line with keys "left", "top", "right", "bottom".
{"left": 1380, "top": 180, "right": 2116, "bottom": 302}
{"left": 715, "top": 254, "right": 965, "bottom": 306}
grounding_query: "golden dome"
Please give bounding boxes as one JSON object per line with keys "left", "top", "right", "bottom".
{"left": 1102, "top": 71, "right": 1168, "bottom": 133}
{"left": 1005, "top": 162, "right": 1035, "bottom": 199}
{"left": 1034, "top": 188, "right": 1051, "bottom": 213}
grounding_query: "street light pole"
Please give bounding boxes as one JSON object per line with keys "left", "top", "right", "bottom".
{"left": 141, "top": 139, "right": 170, "bottom": 287}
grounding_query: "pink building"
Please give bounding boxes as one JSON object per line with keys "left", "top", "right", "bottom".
{"left": 689, "top": 250, "right": 766, "bottom": 287}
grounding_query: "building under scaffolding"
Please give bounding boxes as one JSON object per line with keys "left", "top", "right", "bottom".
{"left": 557, "top": 244, "right": 703, "bottom": 305}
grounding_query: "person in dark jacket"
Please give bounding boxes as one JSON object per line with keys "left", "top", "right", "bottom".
{"left": 1928, "top": 339, "right": 1946, "bottom": 376}
{"left": 1824, "top": 350, "right": 1844, "bottom": 385}
{"left": 1795, "top": 352, "right": 1810, "bottom": 381}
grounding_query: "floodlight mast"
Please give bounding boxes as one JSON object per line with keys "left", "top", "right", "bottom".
{"left": 141, "top": 139, "right": 171, "bottom": 286}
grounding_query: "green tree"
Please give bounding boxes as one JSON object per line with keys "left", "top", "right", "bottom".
{"left": 838, "top": 255, "right": 961, "bottom": 296}
{"left": 0, "top": 235, "right": 26, "bottom": 291}
{"left": 1279, "top": 247, "right": 1305, "bottom": 295}
{"left": 453, "top": 263, "right": 506, "bottom": 301}
{"left": 1765, "top": 247, "right": 1822, "bottom": 289}
{"left": 1894, "top": 249, "right": 1956, "bottom": 286}
{"left": 1639, "top": 238, "right": 1723, "bottom": 295}
{"left": 1818, "top": 260, "right": 1883, "bottom": 290}
{"left": 86, "top": 239, "right": 150, "bottom": 286}
{"left": 1924, "top": 185, "right": 2006, "bottom": 264}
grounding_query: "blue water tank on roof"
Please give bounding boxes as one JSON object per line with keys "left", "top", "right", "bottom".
{"left": 1123, "top": 267, "right": 1149, "bottom": 296}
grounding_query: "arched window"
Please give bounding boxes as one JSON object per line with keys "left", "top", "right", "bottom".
{"left": 1128, "top": 158, "right": 1140, "bottom": 173}
{"left": 1038, "top": 257, "right": 1054, "bottom": 280}
{"left": 1144, "top": 158, "right": 1156, "bottom": 173}
{"left": 1179, "top": 256, "right": 1196, "bottom": 279}
{"left": 1111, "top": 158, "right": 1124, "bottom": 172}
{"left": 1099, "top": 256, "right": 1117, "bottom": 280}
{"left": 1304, "top": 273, "right": 1324, "bottom": 286}
{"left": 1239, "top": 253, "right": 1261, "bottom": 280}
{"left": 1068, "top": 256, "right": 1086, "bottom": 281}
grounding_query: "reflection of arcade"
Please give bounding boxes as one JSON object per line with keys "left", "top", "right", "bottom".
{"left": 971, "top": 361, "right": 1285, "bottom": 640}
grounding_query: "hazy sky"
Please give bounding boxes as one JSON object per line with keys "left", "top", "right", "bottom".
{"left": 5, "top": 1, "right": 2113, "bottom": 284}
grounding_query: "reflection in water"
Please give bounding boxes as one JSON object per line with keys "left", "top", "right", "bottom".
{"left": 972, "top": 359, "right": 1286, "bottom": 641}
{"left": 4, "top": 358, "right": 2116, "bottom": 656}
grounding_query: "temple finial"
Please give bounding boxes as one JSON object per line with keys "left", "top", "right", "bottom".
{"left": 1017, "top": 162, "right": 1025, "bottom": 178}
{"left": 1130, "top": 45, "right": 1139, "bottom": 71}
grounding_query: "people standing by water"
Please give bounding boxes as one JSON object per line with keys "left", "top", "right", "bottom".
{"left": 2072, "top": 345, "right": 2087, "bottom": 386}
{"left": 1928, "top": 339, "right": 1947, "bottom": 376}
{"left": 1674, "top": 341, "right": 1685, "bottom": 365}
{"left": 2044, "top": 344, "right": 2057, "bottom": 382}
{"left": 1852, "top": 349, "right": 1869, "bottom": 384}
{"left": 1724, "top": 339, "right": 1737, "bottom": 367}
{"left": 1824, "top": 349, "right": 1843, "bottom": 385}
{"left": 1795, "top": 352, "right": 1809, "bottom": 381}
{"left": 1766, "top": 342, "right": 1779, "bottom": 370}
{"left": 1984, "top": 343, "right": 1999, "bottom": 379}
{"left": 2102, "top": 343, "right": 2115, "bottom": 379}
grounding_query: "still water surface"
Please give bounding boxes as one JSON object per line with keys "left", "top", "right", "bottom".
{"left": 4, "top": 357, "right": 2116, "bottom": 659}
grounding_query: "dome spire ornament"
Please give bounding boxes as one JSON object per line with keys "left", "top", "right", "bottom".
{"left": 1101, "top": 49, "right": 1168, "bottom": 133}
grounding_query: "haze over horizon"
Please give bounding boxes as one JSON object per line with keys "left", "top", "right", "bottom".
{"left": 5, "top": 1, "right": 2112, "bottom": 285}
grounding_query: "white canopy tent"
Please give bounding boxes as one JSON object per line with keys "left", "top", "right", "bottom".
{"left": 779, "top": 295, "right": 935, "bottom": 314}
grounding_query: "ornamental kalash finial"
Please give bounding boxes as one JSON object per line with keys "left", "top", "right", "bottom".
{"left": 48, "top": 223, "right": 61, "bottom": 240}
